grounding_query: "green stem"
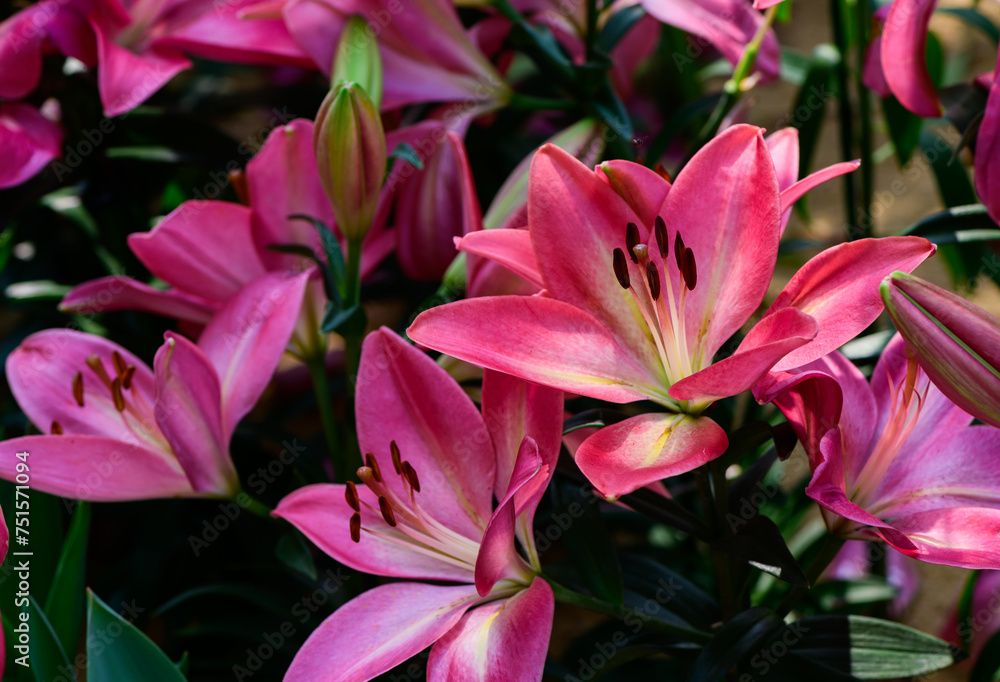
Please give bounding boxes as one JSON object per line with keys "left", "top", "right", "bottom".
{"left": 238, "top": 494, "right": 275, "bottom": 520}
{"left": 549, "top": 581, "right": 712, "bottom": 644}
{"left": 854, "top": 0, "right": 874, "bottom": 238}
{"left": 508, "top": 93, "right": 578, "bottom": 111}
{"left": 831, "top": 0, "right": 859, "bottom": 236}
{"left": 305, "top": 353, "right": 350, "bottom": 481}
{"left": 775, "top": 532, "right": 846, "bottom": 618}
{"left": 344, "top": 237, "right": 364, "bottom": 387}
{"left": 585, "top": 0, "right": 598, "bottom": 63}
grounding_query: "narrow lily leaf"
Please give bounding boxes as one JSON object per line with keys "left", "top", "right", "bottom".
{"left": 28, "top": 596, "right": 76, "bottom": 682}
{"left": 153, "top": 585, "right": 288, "bottom": 619}
{"left": 562, "top": 409, "right": 630, "bottom": 435}
{"left": 288, "top": 213, "right": 344, "bottom": 304}
{"left": 321, "top": 301, "right": 365, "bottom": 335}
{"left": 331, "top": 15, "right": 383, "bottom": 109}
{"left": 970, "top": 628, "right": 1000, "bottom": 682}
{"left": 883, "top": 96, "right": 923, "bottom": 167}
{"left": 688, "top": 607, "right": 786, "bottom": 682}
{"left": 387, "top": 142, "right": 424, "bottom": 171}
{"left": 711, "top": 516, "right": 808, "bottom": 586}
{"left": 87, "top": 589, "right": 186, "bottom": 682}
{"left": 957, "top": 570, "right": 981, "bottom": 650}
{"left": 0, "top": 226, "right": 15, "bottom": 277}
{"left": 809, "top": 579, "right": 899, "bottom": 612}
{"left": 597, "top": 5, "right": 646, "bottom": 53}
{"left": 619, "top": 553, "right": 721, "bottom": 630}
{"left": 5, "top": 280, "right": 71, "bottom": 301}
{"left": 275, "top": 532, "right": 318, "bottom": 580}
{"left": 44, "top": 502, "right": 89, "bottom": 659}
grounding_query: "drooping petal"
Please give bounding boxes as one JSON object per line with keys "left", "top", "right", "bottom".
{"left": 884, "top": 507, "right": 1000, "bottom": 569}
{"left": 196, "top": 270, "right": 311, "bottom": 437}
{"left": 154, "top": 333, "right": 237, "bottom": 496}
{"left": 0, "top": 102, "right": 62, "bottom": 189}
{"left": 659, "top": 125, "right": 781, "bottom": 362}
{"left": 273, "top": 483, "right": 475, "bottom": 582}
{"left": 881, "top": 0, "right": 942, "bottom": 117}
{"left": 669, "top": 307, "right": 817, "bottom": 403}
{"left": 428, "top": 578, "right": 554, "bottom": 682}
{"left": 356, "top": 328, "right": 496, "bottom": 539}
{"left": 475, "top": 437, "right": 541, "bottom": 596}
{"left": 456, "top": 230, "right": 544, "bottom": 290}
{"left": 0, "top": 435, "right": 192, "bottom": 501}
{"left": 282, "top": 582, "right": 481, "bottom": 682}
{"left": 778, "top": 161, "right": 861, "bottom": 236}
{"left": 881, "top": 272, "right": 1000, "bottom": 428}
{"left": 408, "top": 296, "right": 665, "bottom": 404}
{"left": 575, "top": 412, "right": 728, "bottom": 499}
{"left": 976, "top": 48, "right": 1000, "bottom": 223}
{"left": 128, "top": 201, "right": 267, "bottom": 302}
{"left": 59, "top": 276, "right": 218, "bottom": 324}
{"left": 766, "top": 236, "right": 935, "bottom": 372}
{"left": 596, "top": 159, "right": 671, "bottom": 227}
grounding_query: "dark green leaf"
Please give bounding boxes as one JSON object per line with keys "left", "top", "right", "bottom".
{"left": 386, "top": 142, "right": 423, "bottom": 171}
{"left": 597, "top": 5, "right": 646, "bottom": 53}
{"left": 809, "top": 579, "right": 899, "bottom": 612}
{"left": 562, "top": 409, "right": 629, "bottom": 435}
{"left": 883, "top": 96, "right": 923, "bottom": 167}
{"left": 320, "top": 301, "right": 365, "bottom": 335}
{"left": 105, "top": 146, "right": 187, "bottom": 163}
{"left": 552, "top": 480, "right": 624, "bottom": 607}
{"left": 45, "top": 502, "right": 90, "bottom": 659}
{"left": 792, "top": 44, "right": 839, "bottom": 177}
{"left": 619, "top": 553, "right": 721, "bottom": 630}
{"left": 87, "top": 590, "right": 186, "bottom": 682}
{"left": 970, "top": 627, "right": 1000, "bottom": 682}
{"left": 289, "top": 213, "right": 346, "bottom": 302}
{"left": 275, "top": 532, "right": 318, "bottom": 580}
{"left": 28, "top": 596, "right": 77, "bottom": 682}
{"left": 689, "top": 607, "right": 786, "bottom": 682}
{"left": 711, "top": 516, "right": 807, "bottom": 585}
{"left": 957, "top": 570, "right": 981, "bottom": 650}
{"left": 154, "top": 584, "right": 288, "bottom": 619}
{"left": 0, "top": 226, "right": 15, "bottom": 277}
{"left": 618, "top": 487, "right": 711, "bottom": 541}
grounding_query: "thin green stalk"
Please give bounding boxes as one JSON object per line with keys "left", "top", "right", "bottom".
{"left": 238, "top": 494, "right": 275, "bottom": 520}
{"left": 343, "top": 237, "right": 364, "bottom": 387}
{"left": 550, "top": 581, "right": 712, "bottom": 644}
{"left": 306, "top": 353, "right": 351, "bottom": 481}
{"left": 585, "top": 0, "right": 599, "bottom": 62}
{"left": 831, "top": 0, "right": 859, "bottom": 236}
{"left": 508, "top": 93, "right": 578, "bottom": 111}
{"left": 854, "top": 0, "right": 874, "bottom": 238}
{"left": 775, "top": 532, "right": 846, "bottom": 618}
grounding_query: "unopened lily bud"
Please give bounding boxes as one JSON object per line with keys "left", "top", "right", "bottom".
{"left": 314, "top": 82, "right": 386, "bottom": 243}
{"left": 881, "top": 271, "right": 1000, "bottom": 428}
{"left": 331, "top": 15, "right": 383, "bottom": 110}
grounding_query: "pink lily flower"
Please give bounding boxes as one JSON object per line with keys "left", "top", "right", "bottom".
{"left": 273, "top": 328, "right": 563, "bottom": 681}
{"left": 881, "top": 272, "right": 1000, "bottom": 429}
{"left": 0, "top": 101, "right": 62, "bottom": 189}
{"left": 281, "top": 0, "right": 510, "bottom": 113}
{"left": 875, "top": 0, "right": 943, "bottom": 117}
{"left": 758, "top": 334, "right": 1000, "bottom": 569}
{"left": 0, "top": 271, "right": 309, "bottom": 501}
{"left": 60, "top": 119, "right": 394, "bottom": 356}
{"left": 976, "top": 49, "right": 1000, "bottom": 224}
{"left": 408, "top": 124, "right": 934, "bottom": 499}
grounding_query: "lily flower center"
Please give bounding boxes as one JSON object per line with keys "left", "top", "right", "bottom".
{"left": 612, "top": 216, "right": 699, "bottom": 389}
{"left": 347, "top": 441, "right": 483, "bottom": 575}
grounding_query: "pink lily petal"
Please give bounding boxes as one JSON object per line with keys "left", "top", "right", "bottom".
{"left": 128, "top": 201, "right": 268, "bottom": 302}
{"left": 862, "top": 34, "right": 890, "bottom": 97}
{"left": 753, "top": 0, "right": 784, "bottom": 8}
{"left": 609, "top": 16, "right": 660, "bottom": 101}
{"left": 0, "top": 435, "right": 192, "bottom": 501}
{"left": 428, "top": 577, "right": 554, "bottom": 682}
{"left": 765, "top": 128, "right": 799, "bottom": 193}
{"left": 660, "top": 124, "right": 781, "bottom": 360}
{"left": 408, "top": 296, "right": 664, "bottom": 404}
{"left": 976, "top": 48, "right": 1000, "bottom": 223}
{"left": 527, "top": 144, "right": 661, "bottom": 370}
{"left": 475, "top": 437, "right": 541, "bottom": 596}
{"left": 356, "top": 328, "right": 496, "bottom": 539}
{"left": 885, "top": 507, "right": 1000, "bottom": 569}
{"left": 0, "top": 102, "right": 62, "bottom": 189}
{"left": 457, "top": 230, "right": 544, "bottom": 289}
{"left": 881, "top": 0, "right": 942, "bottom": 117}
{"left": 197, "top": 270, "right": 311, "bottom": 436}
{"left": 273, "top": 483, "right": 475, "bottom": 581}
{"left": 154, "top": 333, "right": 237, "bottom": 495}
{"left": 283, "top": 582, "right": 481, "bottom": 682}
{"left": 596, "top": 159, "right": 671, "bottom": 227}
{"left": 669, "top": 307, "right": 817, "bottom": 403}
{"left": 0, "top": 3, "right": 51, "bottom": 99}
{"left": 90, "top": 16, "right": 190, "bottom": 117}
{"left": 481, "top": 369, "right": 563, "bottom": 509}
{"left": 778, "top": 161, "right": 861, "bottom": 236}
{"left": 575, "top": 412, "right": 728, "bottom": 499}
{"left": 6, "top": 329, "right": 157, "bottom": 440}
{"left": 59, "top": 276, "right": 218, "bottom": 325}
{"left": 247, "top": 119, "right": 334, "bottom": 270}
{"left": 766, "top": 236, "right": 935, "bottom": 372}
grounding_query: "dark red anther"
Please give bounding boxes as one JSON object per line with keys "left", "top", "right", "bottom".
{"left": 72, "top": 371, "right": 85, "bottom": 407}
{"left": 390, "top": 440, "right": 402, "bottom": 475}
{"left": 625, "top": 222, "right": 640, "bottom": 263}
{"left": 674, "top": 233, "right": 685, "bottom": 270}
{"left": 682, "top": 248, "right": 697, "bottom": 291}
{"left": 111, "top": 377, "right": 125, "bottom": 412}
{"left": 378, "top": 496, "right": 397, "bottom": 527}
{"left": 111, "top": 350, "right": 127, "bottom": 377}
{"left": 654, "top": 216, "right": 668, "bottom": 260}
{"left": 612, "top": 248, "right": 630, "bottom": 289}
{"left": 51, "top": 420, "right": 63, "bottom": 435}
{"left": 365, "top": 453, "right": 382, "bottom": 482}
{"left": 121, "top": 365, "right": 136, "bottom": 390}
{"left": 345, "top": 480, "right": 360, "bottom": 512}
{"left": 646, "top": 262, "right": 661, "bottom": 301}
{"left": 402, "top": 461, "right": 421, "bottom": 493}
{"left": 349, "top": 512, "right": 361, "bottom": 542}
{"left": 229, "top": 168, "right": 250, "bottom": 206}
{"left": 86, "top": 355, "right": 113, "bottom": 388}
{"left": 653, "top": 163, "right": 672, "bottom": 182}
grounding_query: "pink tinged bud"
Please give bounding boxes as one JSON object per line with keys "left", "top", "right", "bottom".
{"left": 881, "top": 272, "right": 1000, "bottom": 428}
{"left": 314, "top": 82, "right": 387, "bottom": 243}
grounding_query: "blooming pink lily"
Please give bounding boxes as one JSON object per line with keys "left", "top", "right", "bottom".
{"left": 881, "top": 271, "right": 1000, "bottom": 429}
{"left": 758, "top": 334, "right": 1000, "bottom": 569}
{"left": 60, "top": 119, "right": 393, "bottom": 356}
{"left": 0, "top": 102, "right": 62, "bottom": 189}
{"left": 409, "top": 124, "right": 934, "bottom": 499}
{"left": 273, "top": 328, "right": 563, "bottom": 681}
{"left": 0, "top": 271, "right": 309, "bottom": 501}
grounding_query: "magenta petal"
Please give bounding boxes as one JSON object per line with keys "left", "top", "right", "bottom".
{"left": 0, "top": 435, "right": 192, "bottom": 501}
{"left": 408, "top": 296, "right": 663, "bottom": 404}
{"left": 862, "top": 34, "right": 890, "bottom": 97}
{"left": 59, "top": 276, "right": 217, "bottom": 324}
{"left": 283, "top": 582, "right": 481, "bottom": 682}
{"left": 596, "top": 159, "right": 671, "bottom": 227}
{"left": 881, "top": 0, "right": 942, "bottom": 117}
{"left": 428, "top": 578, "right": 554, "bottom": 682}
{"left": 273, "top": 483, "right": 475, "bottom": 581}
{"left": 475, "top": 437, "right": 541, "bottom": 596}
{"left": 154, "top": 333, "right": 237, "bottom": 496}
{"left": 766, "top": 236, "right": 935, "bottom": 371}
{"left": 457, "top": 230, "right": 545, "bottom": 289}
{"left": 0, "top": 102, "right": 62, "bottom": 189}
{"left": 576, "top": 413, "right": 728, "bottom": 499}
{"left": 885, "top": 508, "right": 1000, "bottom": 569}
{"left": 197, "top": 270, "right": 311, "bottom": 436}
{"left": 357, "top": 328, "right": 496, "bottom": 539}
{"left": 128, "top": 201, "right": 267, "bottom": 301}
{"left": 669, "top": 308, "right": 817, "bottom": 403}
{"left": 765, "top": 128, "right": 799, "bottom": 193}
{"left": 0, "top": 4, "right": 49, "bottom": 99}
{"left": 977, "top": 48, "right": 1000, "bottom": 223}
{"left": 778, "top": 161, "right": 861, "bottom": 235}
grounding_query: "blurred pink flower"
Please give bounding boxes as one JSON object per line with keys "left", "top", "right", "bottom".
{"left": 0, "top": 102, "right": 62, "bottom": 189}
